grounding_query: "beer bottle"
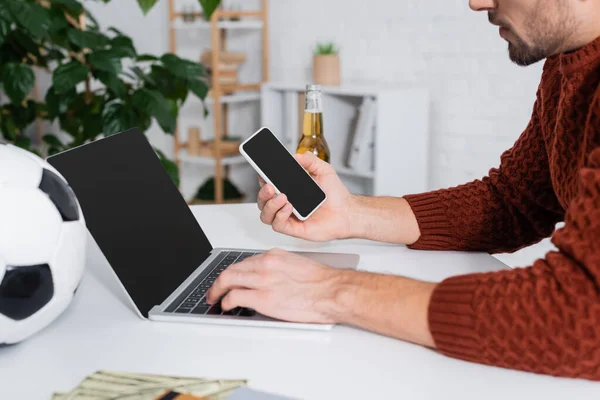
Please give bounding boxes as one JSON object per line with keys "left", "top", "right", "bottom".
{"left": 296, "top": 84, "right": 331, "bottom": 163}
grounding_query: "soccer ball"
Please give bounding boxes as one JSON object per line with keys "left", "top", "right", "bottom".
{"left": 0, "top": 143, "right": 86, "bottom": 345}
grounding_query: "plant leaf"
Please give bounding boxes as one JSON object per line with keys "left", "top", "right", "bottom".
{"left": 4, "top": 29, "right": 42, "bottom": 61}
{"left": 137, "top": 0, "right": 159, "bottom": 15}
{"left": 0, "top": 3, "right": 11, "bottom": 21}
{"left": 1, "top": 64, "right": 35, "bottom": 104}
{"left": 111, "top": 35, "right": 136, "bottom": 58}
{"left": 47, "top": 8, "right": 70, "bottom": 39}
{"left": 136, "top": 54, "right": 158, "bottom": 62}
{"left": 160, "top": 54, "right": 205, "bottom": 80}
{"left": 1, "top": 101, "right": 38, "bottom": 134}
{"left": 0, "top": 111, "right": 17, "bottom": 140}
{"left": 45, "top": 86, "right": 77, "bottom": 119}
{"left": 0, "top": 18, "right": 9, "bottom": 47}
{"left": 49, "top": 0, "right": 84, "bottom": 17}
{"left": 148, "top": 65, "right": 187, "bottom": 101}
{"left": 130, "top": 66, "right": 157, "bottom": 86}
{"left": 198, "top": 0, "right": 221, "bottom": 20}
{"left": 133, "top": 108, "right": 152, "bottom": 132}
{"left": 43, "top": 134, "right": 64, "bottom": 147}
{"left": 7, "top": 1, "right": 50, "bottom": 39}
{"left": 14, "top": 135, "right": 32, "bottom": 151}
{"left": 188, "top": 79, "right": 209, "bottom": 101}
{"left": 84, "top": 10, "right": 100, "bottom": 32}
{"left": 47, "top": 49, "right": 66, "bottom": 62}
{"left": 155, "top": 149, "right": 180, "bottom": 187}
{"left": 132, "top": 88, "right": 176, "bottom": 134}
{"left": 96, "top": 70, "right": 126, "bottom": 98}
{"left": 88, "top": 50, "right": 122, "bottom": 74}
{"left": 53, "top": 61, "right": 88, "bottom": 94}
{"left": 67, "top": 28, "right": 111, "bottom": 50}
{"left": 108, "top": 27, "right": 125, "bottom": 36}
{"left": 102, "top": 102, "right": 136, "bottom": 136}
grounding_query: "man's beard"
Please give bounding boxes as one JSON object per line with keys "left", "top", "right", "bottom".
{"left": 507, "top": 34, "right": 557, "bottom": 67}
{"left": 489, "top": 0, "right": 573, "bottom": 67}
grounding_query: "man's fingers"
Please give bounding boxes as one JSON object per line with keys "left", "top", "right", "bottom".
{"left": 220, "top": 289, "right": 262, "bottom": 312}
{"left": 206, "top": 269, "right": 262, "bottom": 304}
{"left": 257, "top": 184, "right": 275, "bottom": 211}
{"left": 272, "top": 203, "right": 294, "bottom": 234}
{"left": 260, "top": 193, "right": 288, "bottom": 225}
{"left": 258, "top": 176, "right": 266, "bottom": 186}
{"left": 294, "top": 152, "right": 330, "bottom": 176}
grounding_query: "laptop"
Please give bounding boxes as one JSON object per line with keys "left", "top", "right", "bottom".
{"left": 47, "top": 128, "right": 360, "bottom": 330}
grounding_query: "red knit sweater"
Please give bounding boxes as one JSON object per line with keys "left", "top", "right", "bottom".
{"left": 404, "top": 36, "right": 600, "bottom": 380}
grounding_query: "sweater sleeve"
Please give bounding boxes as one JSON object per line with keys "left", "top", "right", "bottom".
{"left": 428, "top": 148, "right": 600, "bottom": 380}
{"left": 403, "top": 92, "right": 564, "bottom": 253}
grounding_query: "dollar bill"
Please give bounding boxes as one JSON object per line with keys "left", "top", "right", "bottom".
{"left": 51, "top": 370, "right": 247, "bottom": 400}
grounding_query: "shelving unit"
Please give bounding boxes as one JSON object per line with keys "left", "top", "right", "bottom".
{"left": 177, "top": 150, "right": 247, "bottom": 166}
{"left": 262, "top": 82, "right": 430, "bottom": 197}
{"left": 168, "top": 0, "right": 269, "bottom": 204}
{"left": 172, "top": 19, "right": 265, "bottom": 31}
{"left": 181, "top": 92, "right": 262, "bottom": 110}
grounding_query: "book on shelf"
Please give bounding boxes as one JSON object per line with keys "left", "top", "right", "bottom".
{"left": 345, "top": 97, "right": 377, "bottom": 173}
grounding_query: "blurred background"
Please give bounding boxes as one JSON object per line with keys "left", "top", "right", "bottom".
{"left": 1, "top": 0, "right": 556, "bottom": 268}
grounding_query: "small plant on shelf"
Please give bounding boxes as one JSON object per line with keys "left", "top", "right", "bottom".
{"left": 313, "top": 42, "right": 341, "bottom": 86}
{"left": 314, "top": 42, "right": 339, "bottom": 56}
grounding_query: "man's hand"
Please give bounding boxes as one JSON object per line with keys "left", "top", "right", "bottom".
{"left": 206, "top": 248, "right": 341, "bottom": 324}
{"left": 257, "top": 152, "right": 356, "bottom": 242}
{"left": 206, "top": 248, "right": 437, "bottom": 347}
{"left": 256, "top": 152, "right": 421, "bottom": 245}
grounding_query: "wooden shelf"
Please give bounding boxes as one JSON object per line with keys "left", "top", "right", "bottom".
{"left": 172, "top": 19, "right": 264, "bottom": 30}
{"left": 182, "top": 92, "right": 261, "bottom": 108}
{"left": 169, "top": 0, "right": 269, "bottom": 204}
{"left": 220, "top": 83, "right": 262, "bottom": 93}
{"left": 180, "top": 92, "right": 261, "bottom": 118}
{"left": 263, "top": 82, "right": 415, "bottom": 97}
{"left": 217, "top": 11, "right": 262, "bottom": 19}
{"left": 206, "top": 91, "right": 261, "bottom": 104}
{"left": 178, "top": 150, "right": 247, "bottom": 166}
{"left": 173, "top": 10, "right": 262, "bottom": 19}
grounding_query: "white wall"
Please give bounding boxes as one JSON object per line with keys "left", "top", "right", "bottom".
{"left": 85, "top": 0, "right": 555, "bottom": 267}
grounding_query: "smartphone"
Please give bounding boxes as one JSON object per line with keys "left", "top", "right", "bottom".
{"left": 239, "top": 127, "right": 327, "bottom": 221}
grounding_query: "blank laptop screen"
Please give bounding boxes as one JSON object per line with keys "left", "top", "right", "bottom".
{"left": 48, "top": 128, "right": 213, "bottom": 317}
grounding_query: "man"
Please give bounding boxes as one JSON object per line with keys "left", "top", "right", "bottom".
{"left": 207, "top": 0, "right": 600, "bottom": 380}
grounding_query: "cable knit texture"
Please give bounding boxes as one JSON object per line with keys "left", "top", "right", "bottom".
{"left": 404, "top": 36, "right": 600, "bottom": 380}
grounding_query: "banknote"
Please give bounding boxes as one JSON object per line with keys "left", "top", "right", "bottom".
{"left": 51, "top": 370, "right": 247, "bottom": 400}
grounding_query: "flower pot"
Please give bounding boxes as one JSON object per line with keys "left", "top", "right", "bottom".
{"left": 313, "top": 54, "right": 340, "bottom": 86}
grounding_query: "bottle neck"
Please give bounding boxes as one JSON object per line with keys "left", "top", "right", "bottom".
{"left": 303, "top": 110, "right": 323, "bottom": 137}
{"left": 305, "top": 90, "right": 323, "bottom": 113}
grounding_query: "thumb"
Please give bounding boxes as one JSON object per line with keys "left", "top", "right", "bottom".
{"left": 294, "top": 152, "right": 331, "bottom": 176}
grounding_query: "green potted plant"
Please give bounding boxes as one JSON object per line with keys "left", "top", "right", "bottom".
{"left": 313, "top": 42, "right": 340, "bottom": 86}
{"left": 0, "top": 0, "right": 222, "bottom": 186}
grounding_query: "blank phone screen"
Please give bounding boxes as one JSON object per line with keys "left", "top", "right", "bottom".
{"left": 243, "top": 128, "right": 326, "bottom": 218}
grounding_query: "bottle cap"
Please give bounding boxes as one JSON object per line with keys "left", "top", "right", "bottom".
{"left": 306, "top": 84, "right": 322, "bottom": 91}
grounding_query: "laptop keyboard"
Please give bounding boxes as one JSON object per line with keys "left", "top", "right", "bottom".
{"left": 168, "top": 251, "right": 258, "bottom": 317}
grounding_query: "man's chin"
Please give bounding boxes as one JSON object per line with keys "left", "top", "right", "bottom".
{"left": 508, "top": 43, "right": 546, "bottom": 67}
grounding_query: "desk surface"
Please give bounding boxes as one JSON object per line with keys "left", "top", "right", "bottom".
{"left": 1, "top": 204, "right": 597, "bottom": 399}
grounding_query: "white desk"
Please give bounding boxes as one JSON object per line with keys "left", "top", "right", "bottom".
{"left": 1, "top": 204, "right": 598, "bottom": 399}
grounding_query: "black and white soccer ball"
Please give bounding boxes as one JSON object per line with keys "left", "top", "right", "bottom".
{"left": 0, "top": 143, "right": 86, "bottom": 345}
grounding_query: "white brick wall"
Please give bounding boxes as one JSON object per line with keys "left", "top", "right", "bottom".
{"left": 86, "top": 0, "right": 556, "bottom": 267}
